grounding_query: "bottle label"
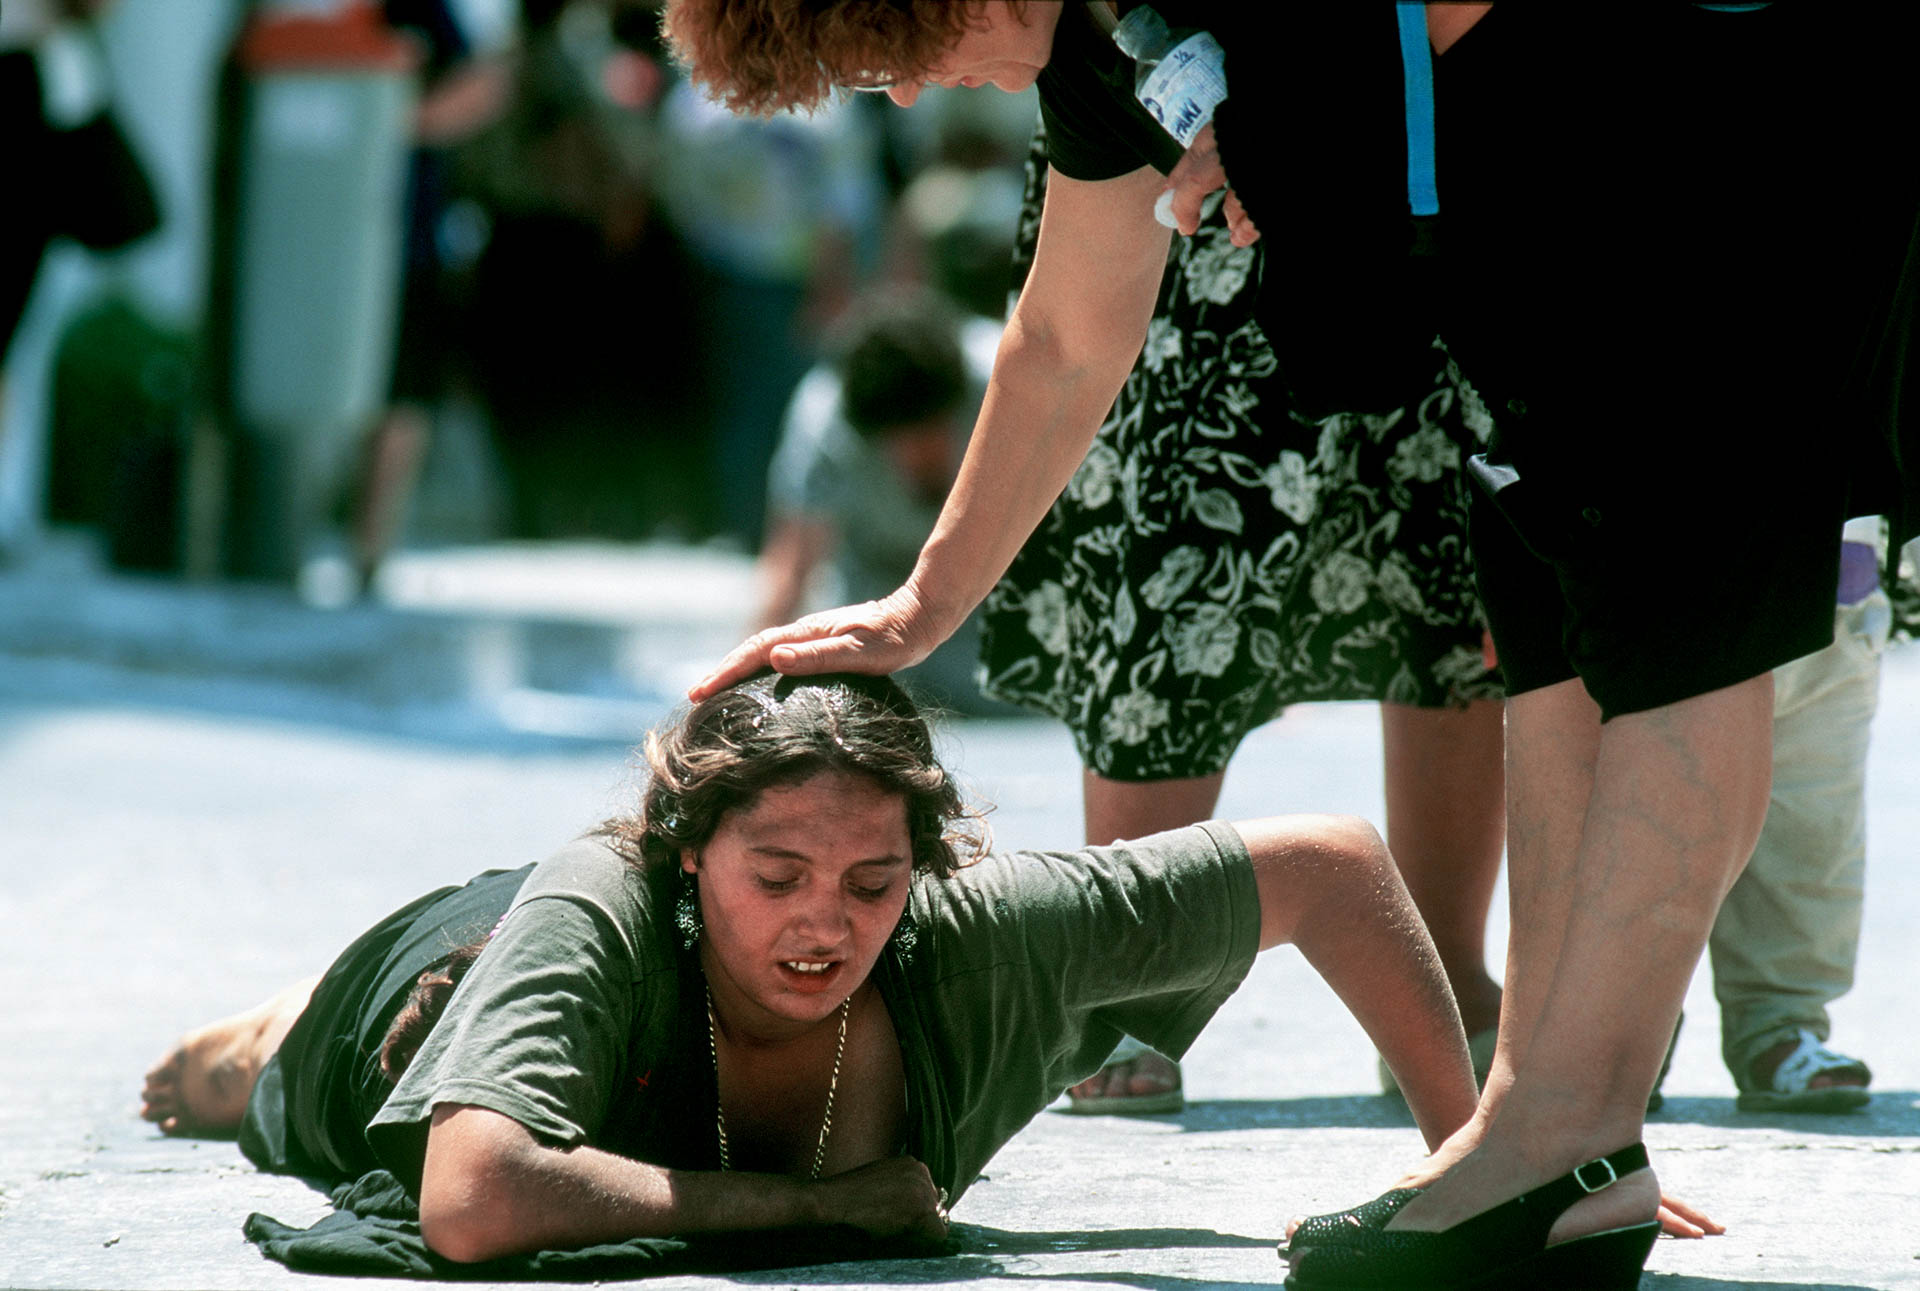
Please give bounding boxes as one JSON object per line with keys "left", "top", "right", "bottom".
{"left": 1135, "top": 31, "right": 1227, "bottom": 148}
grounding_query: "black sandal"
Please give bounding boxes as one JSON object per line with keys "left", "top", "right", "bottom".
{"left": 1282, "top": 1144, "right": 1659, "bottom": 1290}
{"left": 1280, "top": 1187, "right": 1423, "bottom": 1259}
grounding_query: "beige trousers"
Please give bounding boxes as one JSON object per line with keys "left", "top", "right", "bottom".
{"left": 1708, "top": 592, "right": 1890, "bottom": 1085}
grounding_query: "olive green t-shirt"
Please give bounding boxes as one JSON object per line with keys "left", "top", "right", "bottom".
{"left": 368, "top": 821, "right": 1259, "bottom": 1202}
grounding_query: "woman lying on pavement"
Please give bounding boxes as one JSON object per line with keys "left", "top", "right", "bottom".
{"left": 141, "top": 670, "right": 1480, "bottom": 1263}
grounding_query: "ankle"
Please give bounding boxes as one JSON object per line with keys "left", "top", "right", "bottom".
{"left": 1443, "top": 1106, "right": 1494, "bottom": 1154}
{"left": 1545, "top": 1162, "right": 1659, "bottom": 1246}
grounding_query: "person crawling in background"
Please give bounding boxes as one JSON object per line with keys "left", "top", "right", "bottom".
{"left": 754, "top": 289, "right": 1003, "bottom": 712}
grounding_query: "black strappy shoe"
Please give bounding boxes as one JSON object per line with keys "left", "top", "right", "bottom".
{"left": 1282, "top": 1144, "right": 1659, "bottom": 1290}
{"left": 1281, "top": 1186, "right": 1423, "bottom": 1259}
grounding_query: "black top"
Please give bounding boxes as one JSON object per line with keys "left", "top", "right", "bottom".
{"left": 1035, "top": 1, "right": 1190, "bottom": 181}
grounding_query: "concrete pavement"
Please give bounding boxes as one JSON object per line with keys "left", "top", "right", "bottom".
{"left": 1, "top": 540, "right": 1916, "bottom": 1289}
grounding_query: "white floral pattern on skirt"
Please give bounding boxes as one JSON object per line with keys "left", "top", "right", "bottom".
{"left": 979, "top": 128, "right": 1503, "bottom": 782}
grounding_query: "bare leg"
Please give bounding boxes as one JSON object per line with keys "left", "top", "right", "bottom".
{"left": 141, "top": 975, "right": 321, "bottom": 1135}
{"left": 1381, "top": 700, "right": 1506, "bottom": 1039}
{"left": 1478, "top": 681, "right": 1603, "bottom": 1119}
{"left": 1282, "top": 701, "right": 1508, "bottom": 1236}
{"left": 1389, "top": 674, "right": 1773, "bottom": 1245}
{"left": 350, "top": 405, "right": 430, "bottom": 593}
{"left": 1082, "top": 769, "right": 1228, "bottom": 848}
{"left": 1066, "top": 770, "right": 1226, "bottom": 1104}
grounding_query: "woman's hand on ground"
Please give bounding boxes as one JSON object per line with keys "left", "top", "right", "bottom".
{"left": 1161, "top": 123, "right": 1261, "bottom": 247}
{"left": 1658, "top": 1190, "right": 1724, "bottom": 1239}
{"left": 809, "top": 1156, "right": 950, "bottom": 1242}
{"left": 689, "top": 589, "right": 942, "bottom": 701}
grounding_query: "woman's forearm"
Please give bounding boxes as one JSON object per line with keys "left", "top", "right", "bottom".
{"left": 686, "top": 165, "right": 1172, "bottom": 698}
{"left": 420, "top": 1105, "right": 949, "bottom": 1262}
{"left": 420, "top": 1105, "right": 814, "bottom": 1262}
{"left": 905, "top": 313, "right": 1147, "bottom": 630}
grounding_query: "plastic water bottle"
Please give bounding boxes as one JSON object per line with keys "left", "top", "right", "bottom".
{"left": 1112, "top": 6, "right": 1227, "bottom": 149}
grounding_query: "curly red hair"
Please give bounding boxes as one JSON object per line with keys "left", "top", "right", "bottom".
{"left": 662, "top": 0, "right": 1021, "bottom": 115}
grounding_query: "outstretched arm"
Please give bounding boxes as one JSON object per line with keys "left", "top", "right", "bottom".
{"left": 692, "top": 163, "right": 1172, "bottom": 699}
{"left": 419, "top": 1104, "right": 946, "bottom": 1263}
{"left": 1238, "top": 815, "right": 1481, "bottom": 1150}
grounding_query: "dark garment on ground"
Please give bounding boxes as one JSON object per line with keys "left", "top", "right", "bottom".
{"left": 243, "top": 1167, "right": 940, "bottom": 1280}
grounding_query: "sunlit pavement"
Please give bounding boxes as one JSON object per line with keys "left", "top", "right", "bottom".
{"left": 2, "top": 541, "right": 1917, "bottom": 1290}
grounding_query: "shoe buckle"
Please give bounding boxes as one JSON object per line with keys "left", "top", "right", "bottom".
{"left": 1573, "top": 1157, "right": 1618, "bottom": 1194}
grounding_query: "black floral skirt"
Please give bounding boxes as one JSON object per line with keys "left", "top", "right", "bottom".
{"left": 978, "top": 132, "right": 1502, "bottom": 782}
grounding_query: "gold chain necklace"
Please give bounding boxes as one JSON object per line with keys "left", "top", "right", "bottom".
{"left": 705, "top": 985, "right": 850, "bottom": 1180}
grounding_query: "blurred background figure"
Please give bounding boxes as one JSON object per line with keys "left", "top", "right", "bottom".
{"left": 655, "top": 73, "right": 884, "bottom": 549}
{"left": 753, "top": 287, "right": 1003, "bottom": 713}
{"left": 880, "top": 84, "right": 1035, "bottom": 321}
{"left": 0, "top": 0, "right": 1042, "bottom": 669}
{"left": 344, "top": 0, "right": 515, "bottom": 594}
{"left": 1709, "top": 519, "right": 1905, "bottom": 1113}
{"left": 455, "top": 0, "right": 699, "bottom": 546}
{"left": 1, "top": 0, "right": 161, "bottom": 562}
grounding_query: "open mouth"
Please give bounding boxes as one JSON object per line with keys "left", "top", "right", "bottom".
{"left": 777, "top": 958, "right": 843, "bottom": 992}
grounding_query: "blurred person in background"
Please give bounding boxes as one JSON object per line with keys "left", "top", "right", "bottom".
{"left": 348, "top": 0, "right": 515, "bottom": 592}
{"left": 457, "top": 0, "right": 698, "bottom": 541}
{"left": 0, "top": 0, "right": 158, "bottom": 558}
{"left": 754, "top": 289, "right": 1002, "bottom": 713}
{"left": 879, "top": 82, "right": 1033, "bottom": 320}
{"left": 1707, "top": 525, "right": 1918, "bottom": 1114}
{"left": 656, "top": 66, "right": 885, "bottom": 550}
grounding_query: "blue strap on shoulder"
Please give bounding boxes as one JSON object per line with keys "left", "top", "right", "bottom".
{"left": 1396, "top": 1, "right": 1439, "bottom": 217}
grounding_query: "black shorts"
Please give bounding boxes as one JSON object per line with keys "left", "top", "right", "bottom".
{"left": 1467, "top": 464, "right": 1842, "bottom": 720}
{"left": 1428, "top": 4, "right": 1915, "bottom": 716}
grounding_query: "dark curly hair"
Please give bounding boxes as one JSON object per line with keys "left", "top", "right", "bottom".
{"left": 661, "top": 0, "right": 1024, "bottom": 116}
{"left": 602, "top": 670, "right": 986, "bottom": 876}
{"left": 381, "top": 672, "right": 985, "bottom": 1083}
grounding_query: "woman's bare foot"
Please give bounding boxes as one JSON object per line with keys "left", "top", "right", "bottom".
{"left": 140, "top": 976, "right": 320, "bottom": 1135}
